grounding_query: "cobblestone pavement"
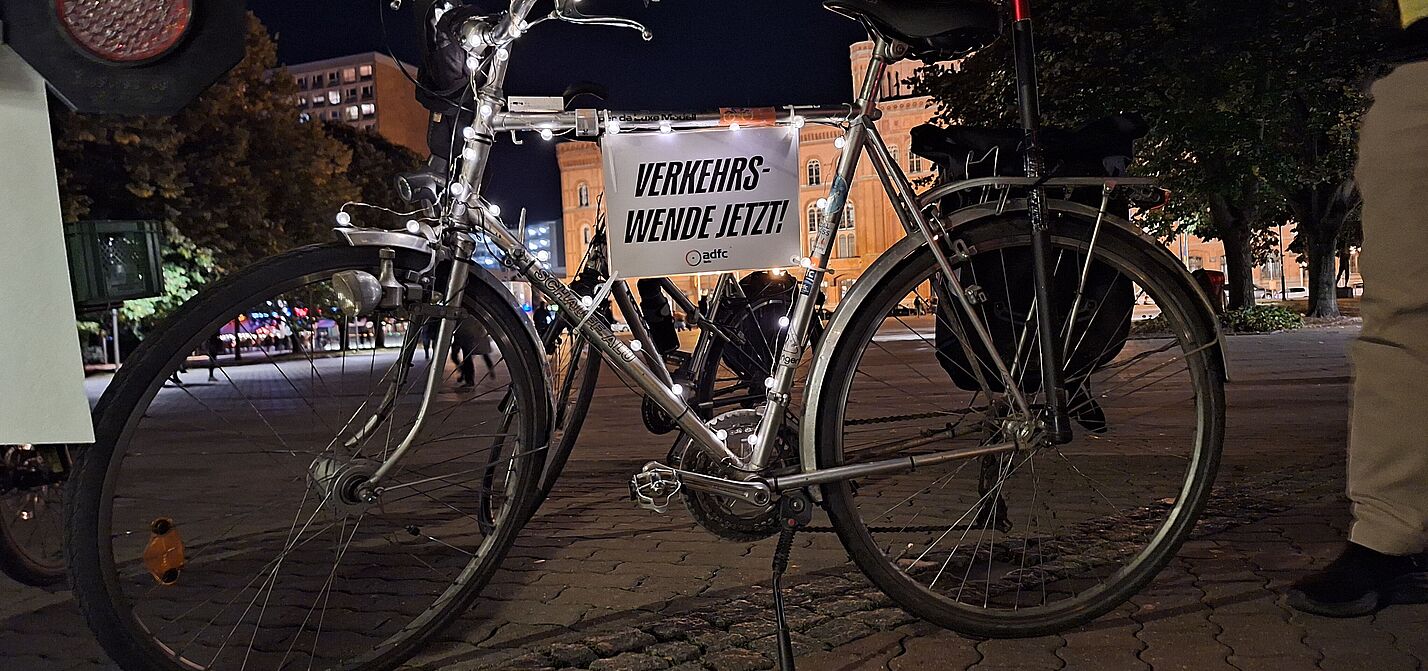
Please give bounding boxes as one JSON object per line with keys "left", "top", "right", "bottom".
{"left": 6, "top": 325, "right": 1425, "bottom": 670}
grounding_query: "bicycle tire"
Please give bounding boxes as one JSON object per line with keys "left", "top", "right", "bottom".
{"left": 0, "top": 445, "right": 69, "bottom": 587}
{"left": 67, "top": 244, "right": 548, "bottom": 671}
{"left": 815, "top": 214, "right": 1225, "bottom": 638}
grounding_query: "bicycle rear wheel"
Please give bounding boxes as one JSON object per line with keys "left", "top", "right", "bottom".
{"left": 814, "top": 213, "right": 1224, "bottom": 637}
{"left": 67, "top": 245, "right": 548, "bottom": 671}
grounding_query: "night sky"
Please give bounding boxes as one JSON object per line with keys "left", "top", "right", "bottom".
{"left": 246, "top": 0, "right": 867, "bottom": 222}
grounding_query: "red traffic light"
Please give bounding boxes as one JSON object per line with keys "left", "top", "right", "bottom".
{"left": 55, "top": 0, "right": 194, "bottom": 64}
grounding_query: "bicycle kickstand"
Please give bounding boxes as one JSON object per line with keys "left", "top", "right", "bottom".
{"left": 772, "top": 491, "right": 813, "bottom": 671}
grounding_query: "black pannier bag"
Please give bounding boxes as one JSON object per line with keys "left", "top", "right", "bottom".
{"left": 910, "top": 115, "right": 1146, "bottom": 403}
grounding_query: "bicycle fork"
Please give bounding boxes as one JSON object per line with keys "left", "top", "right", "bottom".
{"left": 1012, "top": 5, "right": 1073, "bottom": 444}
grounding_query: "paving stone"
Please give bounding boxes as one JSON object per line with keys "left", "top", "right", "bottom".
{"left": 588, "top": 652, "right": 671, "bottom": 671}
{"left": 647, "top": 640, "right": 702, "bottom": 664}
{"left": 588, "top": 629, "right": 661, "bottom": 657}
{"left": 805, "top": 618, "right": 874, "bottom": 647}
{"left": 702, "top": 648, "right": 774, "bottom": 671}
{"left": 547, "top": 642, "right": 600, "bottom": 667}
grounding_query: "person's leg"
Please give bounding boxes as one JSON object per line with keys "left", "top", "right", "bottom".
{"left": 1289, "top": 61, "right": 1428, "bottom": 617}
{"left": 1347, "top": 61, "right": 1428, "bottom": 558}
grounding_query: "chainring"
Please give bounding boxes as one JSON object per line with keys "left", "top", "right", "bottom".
{"left": 667, "top": 408, "right": 793, "bottom": 541}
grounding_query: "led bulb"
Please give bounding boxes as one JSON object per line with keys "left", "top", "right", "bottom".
{"left": 466, "top": 56, "right": 481, "bottom": 71}
{"left": 778, "top": 316, "right": 790, "bottom": 329}
{"left": 746, "top": 434, "right": 758, "bottom": 445}
{"left": 463, "top": 147, "right": 479, "bottom": 161}
{"left": 800, "top": 257, "right": 812, "bottom": 268}
{"left": 765, "top": 376, "right": 777, "bottom": 389}
{"left": 792, "top": 116, "right": 806, "bottom": 129}
{"left": 406, "top": 219, "right": 421, "bottom": 233}
{"left": 835, "top": 136, "right": 847, "bottom": 149}
{"left": 487, "top": 203, "right": 501, "bottom": 217}
{"left": 463, "top": 126, "right": 477, "bottom": 140}
{"left": 335, "top": 211, "right": 352, "bottom": 226}
{"left": 580, "top": 295, "right": 595, "bottom": 308}
{"left": 659, "top": 121, "right": 673, "bottom": 134}
{"left": 449, "top": 182, "right": 467, "bottom": 197}
{"left": 540, "top": 128, "right": 554, "bottom": 141}
{"left": 630, "top": 339, "right": 643, "bottom": 352}
{"left": 495, "top": 47, "right": 510, "bottom": 61}
{"left": 817, "top": 198, "right": 828, "bottom": 209}
{"left": 671, "top": 383, "right": 684, "bottom": 397}
{"left": 607, "top": 119, "right": 622, "bottom": 134}
{"left": 479, "top": 103, "right": 493, "bottom": 118}
{"left": 536, "top": 250, "right": 551, "bottom": 262}
{"left": 729, "top": 122, "right": 741, "bottom": 132}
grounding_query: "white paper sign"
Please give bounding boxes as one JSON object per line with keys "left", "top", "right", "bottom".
{"left": 601, "top": 126, "right": 800, "bottom": 278}
{"left": 0, "top": 49, "right": 95, "bottom": 443}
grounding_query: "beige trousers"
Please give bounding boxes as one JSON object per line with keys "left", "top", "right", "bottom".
{"left": 1348, "top": 60, "right": 1428, "bottom": 556}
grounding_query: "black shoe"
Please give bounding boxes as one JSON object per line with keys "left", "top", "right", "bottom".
{"left": 1286, "top": 543, "right": 1428, "bottom": 617}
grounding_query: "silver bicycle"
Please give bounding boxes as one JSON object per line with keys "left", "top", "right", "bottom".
{"left": 68, "top": 1, "right": 1226, "bottom": 669}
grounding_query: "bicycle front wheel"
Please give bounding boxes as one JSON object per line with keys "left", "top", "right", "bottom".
{"left": 814, "top": 213, "right": 1224, "bottom": 637}
{"left": 68, "top": 245, "right": 548, "bottom": 671}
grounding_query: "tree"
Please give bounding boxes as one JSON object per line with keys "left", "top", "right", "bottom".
{"left": 325, "top": 123, "right": 425, "bottom": 210}
{"left": 1250, "top": 1, "right": 1387, "bottom": 317}
{"left": 53, "top": 13, "right": 362, "bottom": 275}
{"left": 911, "top": 0, "right": 1391, "bottom": 313}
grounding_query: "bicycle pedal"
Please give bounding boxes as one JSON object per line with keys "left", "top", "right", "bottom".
{"left": 629, "top": 463, "right": 681, "bottom": 513}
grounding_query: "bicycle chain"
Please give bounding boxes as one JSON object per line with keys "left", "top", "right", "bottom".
{"left": 845, "top": 411, "right": 950, "bottom": 426}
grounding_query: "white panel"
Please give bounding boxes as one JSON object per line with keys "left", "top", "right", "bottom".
{"left": 0, "top": 48, "right": 96, "bottom": 443}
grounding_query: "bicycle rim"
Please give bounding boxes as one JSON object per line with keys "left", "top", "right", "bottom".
{"left": 69, "top": 245, "right": 545, "bottom": 671}
{"left": 816, "top": 216, "right": 1224, "bottom": 636}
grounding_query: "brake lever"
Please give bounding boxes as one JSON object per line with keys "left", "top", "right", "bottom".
{"left": 534, "top": 0, "right": 655, "bottom": 41}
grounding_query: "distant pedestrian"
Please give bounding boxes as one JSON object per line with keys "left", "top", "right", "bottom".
{"left": 451, "top": 319, "right": 493, "bottom": 389}
{"left": 1287, "top": 2, "right": 1428, "bottom": 617}
{"left": 421, "top": 319, "right": 439, "bottom": 360}
{"left": 206, "top": 332, "right": 222, "bottom": 382}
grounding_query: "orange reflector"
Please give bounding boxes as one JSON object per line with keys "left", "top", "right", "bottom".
{"left": 720, "top": 107, "right": 778, "bottom": 127}
{"left": 143, "top": 518, "right": 186, "bottom": 585}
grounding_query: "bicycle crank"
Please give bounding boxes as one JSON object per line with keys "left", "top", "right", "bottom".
{"left": 628, "top": 461, "right": 772, "bottom": 513}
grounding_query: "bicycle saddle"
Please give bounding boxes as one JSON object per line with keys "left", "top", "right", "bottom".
{"left": 823, "top": 0, "right": 1002, "bottom": 62}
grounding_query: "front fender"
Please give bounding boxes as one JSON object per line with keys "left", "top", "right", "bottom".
{"left": 798, "top": 199, "right": 1228, "bottom": 477}
{"left": 334, "top": 227, "right": 553, "bottom": 421}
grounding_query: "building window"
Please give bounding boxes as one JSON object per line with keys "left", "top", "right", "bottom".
{"left": 835, "top": 203, "right": 857, "bottom": 258}
{"left": 345, "top": 105, "right": 360, "bottom": 121}
{"left": 1187, "top": 255, "right": 1204, "bottom": 271}
{"left": 342, "top": 68, "right": 357, "bottom": 83}
{"left": 296, "top": 76, "right": 307, "bottom": 91}
{"left": 806, "top": 203, "right": 823, "bottom": 232}
{"left": 1260, "top": 258, "right": 1283, "bottom": 281}
{"left": 361, "top": 85, "right": 374, "bottom": 99}
{"left": 346, "top": 87, "right": 358, "bottom": 99}
{"left": 297, "top": 96, "right": 307, "bottom": 107}
{"left": 298, "top": 112, "right": 311, "bottom": 123}
{"left": 835, "top": 229, "right": 857, "bottom": 258}
{"left": 807, "top": 160, "right": 821, "bottom": 186}
{"left": 327, "top": 72, "right": 339, "bottom": 85}
{"left": 582, "top": 225, "right": 593, "bottom": 245}
{"left": 328, "top": 110, "right": 339, "bottom": 121}
{"left": 327, "top": 91, "right": 340, "bottom": 105}
{"left": 577, "top": 183, "right": 590, "bottom": 208}
{"left": 909, "top": 153, "right": 926, "bottom": 174}
{"left": 360, "top": 103, "right": 376, "bottom": 117}
{"left": 359, "top": 64, "right": 374, "bottom": 79}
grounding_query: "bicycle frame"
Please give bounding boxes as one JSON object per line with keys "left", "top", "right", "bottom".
{"left": 362, "top": 0, "right": 1054, "bottom": 495}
